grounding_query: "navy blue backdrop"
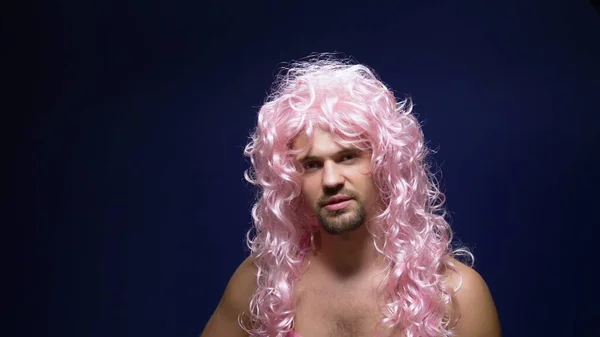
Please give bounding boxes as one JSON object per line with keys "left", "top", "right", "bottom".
{"left": 13, "top": 1, "right": 600, "bottom": 337}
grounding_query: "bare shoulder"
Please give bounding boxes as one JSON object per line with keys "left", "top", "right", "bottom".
{"left": 443, "top": 257, "right": 502, "bottom": 337}
{"left": 223, "top": 256, "right": 258, "bottom": 310}
{"left": 200, "top": 256, "right": 258, "bottom": 337}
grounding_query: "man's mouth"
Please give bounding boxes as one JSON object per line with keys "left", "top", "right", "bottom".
{"left": 324, "top": 199, "right": 352, "bottom": 211}
{"left": 322, "top": 195, "right": 353, "bottom": 211}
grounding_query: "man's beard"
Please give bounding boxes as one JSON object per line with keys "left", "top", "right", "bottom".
{"left": 316, "top": 198, "right": 367, "bottom": 235}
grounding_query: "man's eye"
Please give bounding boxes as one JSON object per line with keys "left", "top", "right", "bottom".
{"left": 342, "top": 154, "right": 357, "bottom": 161}
{"left": 303, "top": 162, "right": 321, "bottom": 171}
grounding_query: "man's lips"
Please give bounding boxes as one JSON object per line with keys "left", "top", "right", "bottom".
{"left": 321, "top": 196, "right": 353, "bottom": 211}
{"left": 323, "top": 195, "right": 353, "bottom": 206}
{"left": 324, "top": 199, "right": 352, "bottom": 211}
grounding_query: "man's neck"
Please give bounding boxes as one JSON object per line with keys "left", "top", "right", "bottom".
{"left": 312, "top": 224, "right": 384, "bottom": 281}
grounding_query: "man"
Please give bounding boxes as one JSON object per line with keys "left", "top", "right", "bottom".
{"left": 201, "top": 55, "right": 501, "bottom": 337}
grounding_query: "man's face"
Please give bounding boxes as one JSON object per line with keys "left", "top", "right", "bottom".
{"left": 293, "top": 128, "right": 379, "bottom": 235}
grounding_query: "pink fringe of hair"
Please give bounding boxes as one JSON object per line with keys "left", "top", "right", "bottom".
{"left": 242, "top": 54, "right": 472, "bottom": 337}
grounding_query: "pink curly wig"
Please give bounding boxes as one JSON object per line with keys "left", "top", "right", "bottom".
{"left": 243, "top": 54, "right": 472, "bottom": 337}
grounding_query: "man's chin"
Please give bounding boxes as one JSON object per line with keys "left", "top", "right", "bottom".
{"left": 318, "top": 214, "right": 365, "bottom": 235}
{"left": 320, "top": 221, "right": 364, "bottom": 235}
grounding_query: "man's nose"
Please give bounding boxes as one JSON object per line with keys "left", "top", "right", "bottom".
{"left": 322, "top": 161, "right": 344, "bottom": 192}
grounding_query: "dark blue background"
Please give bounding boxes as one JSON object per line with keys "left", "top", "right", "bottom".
{"left": 12, "top": 1, "right": 600, "bottom": 336}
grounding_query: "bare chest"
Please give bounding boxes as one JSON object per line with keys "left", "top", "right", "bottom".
{"left": 293, "top": 275, "right": 404, "bottom": 337}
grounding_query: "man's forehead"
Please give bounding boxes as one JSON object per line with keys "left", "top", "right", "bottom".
{"left": 292, "top": 128, "right": 334, "bottom": 148}
{"left": 292, "top": 128, "right": 359, "bottom": 159}
{"left": 291, "top": 131, "right": 310, "bottom": 149}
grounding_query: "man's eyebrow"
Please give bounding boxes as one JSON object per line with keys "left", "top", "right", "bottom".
{"left": 297, "top": 148, "right": 360, "bottom": 163}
